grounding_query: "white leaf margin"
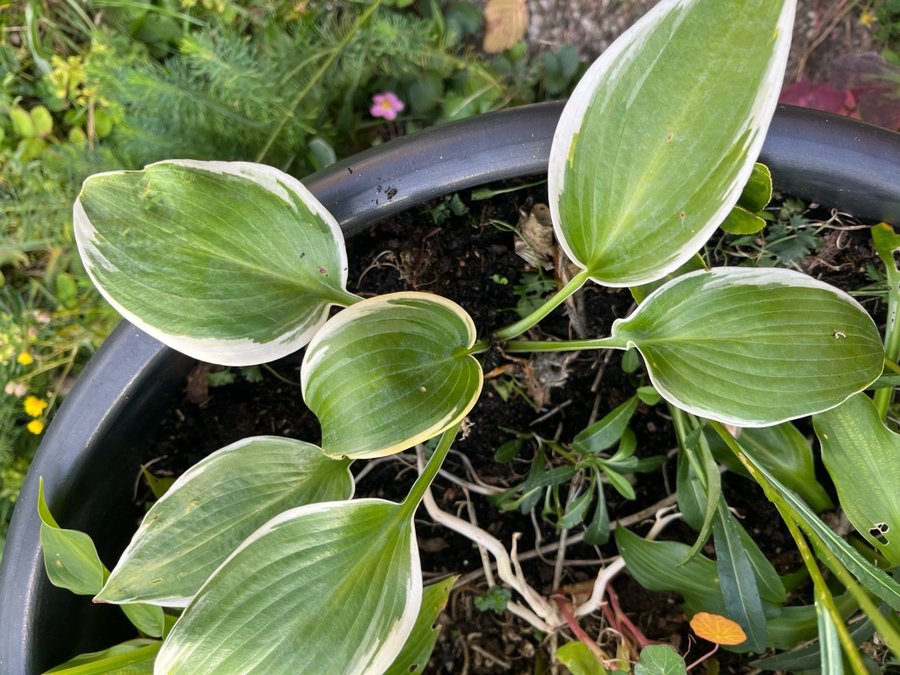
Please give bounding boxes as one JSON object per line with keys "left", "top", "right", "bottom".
{"left": 74, "top": 159, "right": 349, "bottom": 366}
{"left": 154, "top": 499, "right": 422, "bottom": 675}
{"left": 301, "top": 291, "right": 482, "bottom": 459}
{"left": 547, "top": 0, "right": 797, "bottom": 287}
{"left": 97, "top": 436, "right": 354, "bottom": 608}
{"left": 612, "top": 267, "right": 882, "bottom": 427}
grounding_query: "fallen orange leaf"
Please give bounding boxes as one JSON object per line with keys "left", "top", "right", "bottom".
{"left": 689, "top": 612, "right": 747, "bottom": 646}
{"left": 483, "top": 0, "right": 528, "bottom": 54}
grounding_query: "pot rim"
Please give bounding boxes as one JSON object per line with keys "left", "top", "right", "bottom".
{"left": 2, "top": 102, "right": 899, "bottom": 673}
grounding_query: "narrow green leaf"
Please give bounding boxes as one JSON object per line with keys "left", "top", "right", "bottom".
{"left": 741, "top": 449, "right": 900, "bottom": 612}
{"left": 97, "top": 437, "right": 353, "bottom": 606}
{"left": 612, "top": 267, "right": 884, "bottom": 426}
{"left": 556, "top": 641, "right": 610, "bottom": 675}
{"left": 681, "top": 427, "right": 721, "bottom": 559}
{"left": 560, "top": 484, "right": 594, "bottom": 529}
{"left": 710, "top": 424, "right": 834, "bottom": 512}
{"left": 737, "top": 163, "right": 773, "bottom": 213}
{"left": 614, "top": 528, "right": 727, "bottom": 616}
{"left": 584, "top": 467, "right": 610, "bottom": 546}
{"left": 753, "top": 602, "right": 886, "bottom": 670}
{"left": 44, "top": 639, "right": 160, "bottom": 674}
{"left": 302, "top": 292, "right": 483, "bottom": 459}
{"left": 384, "top": 576, "right": 456, "bottom": 675}
{"left": 549, "top": 0, "right": 794, "bottom": 286}
{"left": 814, "top": 394, "right": 900, "bottom": 566}
{"left": 713, "top": 502, "right": 768, "bottom": 652}
{"left": 573, "top": 396, "right": 638, "bottom": 455}
{"left": 676, "top": 449, "right": 705, "bottom": 531}
{"left": 720, "top": 206, "right": 765, "bottom": 235}
{"left": 633, "top": 644, "right": 687, "bottom": 675}
{"left": 603, "top": 466, "right": 636, "bottom": 501}
{"left": 815, "top": 599, "right": 844, "bottom": 675}
{"left": 156, "top": 499, "right": 421, "bottom": 674}
{"left": 74, "top": 160, "right": 353, "bottom": 366}
{"left": 734, "top": 519, "right": 786, "bottom": 605}
{"left": 121, "top": 602, "right": 165, "bottom": 639}
{"left": 141, "top": 468, "right": 174, "bottom": 500}
{"left": 607, "top": 428, "right": 637, "bottom": 463}
{"left": 37, "top": 478, "right": 106, "bottom": 596}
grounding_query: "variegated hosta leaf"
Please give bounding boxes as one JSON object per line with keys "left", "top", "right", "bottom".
{"left": 74, "top": 160, "right": 353, "bottom": 366}
{"left": 302, "top": 292, "right": 483, "bottom": 459}
{"left": 814, "top": 394, "right": 900, "bottom": 566}
{"left": 96, "top": 437, "right": 353, "bottom": 607}
{"left": 155, "top": 499, "right": 420, "bottom": 675}
{"left": 549, "top": 0, "right": 795, "bottom": 286}
{"left": 612, "top": 268, "right": 883, "bottom": 426}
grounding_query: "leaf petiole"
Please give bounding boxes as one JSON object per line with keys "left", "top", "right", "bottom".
{"left": 494, "top": 268, "right": 591, "bottom": 340}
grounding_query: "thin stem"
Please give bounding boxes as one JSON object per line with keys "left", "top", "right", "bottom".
{"left": 494, "top": 268, "right": 592, "bottom": 340}
{"left": 504, "top": 336, "right": 626, "bottom": 353}
{"left": 884, "top": 356, "right": 900, "bottom": 376}
{"left": 402, "top": 422, "right": 461, "bottom": 517}
{"left": 709, "top": 421, "right": 900, "bottom": 665}
{"left": 872, "top": 223, "right": 900, "bottom": 418}
{"left": 777, "top": 506, "right": 870, "bottom": 675}
{"left": 255, "top": 1, "right": 382, "bottom": 163}
{"left": 686, "top": 644, "right": 719, "bottom": 672}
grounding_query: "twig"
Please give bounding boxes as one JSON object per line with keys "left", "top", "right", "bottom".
{"left": 463, "top": 486, "right": 496, "bottom": 588}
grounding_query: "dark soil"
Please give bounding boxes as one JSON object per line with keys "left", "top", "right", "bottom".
{"left": 141, "top": 180, "right": 883, "bottom": 674}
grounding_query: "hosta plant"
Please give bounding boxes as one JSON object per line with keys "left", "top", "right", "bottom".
{"left": 40, "top": 0, "right": 900, "bottom": 672}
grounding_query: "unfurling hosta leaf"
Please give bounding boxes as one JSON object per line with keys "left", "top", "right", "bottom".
{"left": 74, "top": 160, "right": 354, "bottom": 366}
{"left": 611, "top": 267, "right": 883, "bottom": 426}
{"left": 549, "top": 0, "right": 795, "bottom": 286}
{"left": 814, "top": 394, "right": 900, "bottom": 566}
{"left": 96, "top": 437, "right": 353, "bottom": 607}
{"left": 37, "top": 478, "right": 105, "bottom": 596}
{"left": 155, "top": 499, "right": 420, "bottom": 675}
{"left": 302, "top": 292, "right": 483, "bottom": 459}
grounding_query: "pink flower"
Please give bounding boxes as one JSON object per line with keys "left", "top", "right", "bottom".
{"left": 370, "top": 92, "right": 405, "bottom": 121}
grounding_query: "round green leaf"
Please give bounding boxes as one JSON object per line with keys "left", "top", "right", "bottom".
{"left": 74, "top": 160, "right": 353, "bottom": 366}
{"left": 549, "top": 0, "right": 795, "bottom": 286}
{"left": 97, "top": 437, "right": 353, "bottom": 607}
{"left": 302, "top": 292, "right": 483, "bottom": 459}
{"left": 156, "top": 499, "right": 421, "bottom": 674}
{"left": 612, "top": 267, "right": 884, "bottom": 426}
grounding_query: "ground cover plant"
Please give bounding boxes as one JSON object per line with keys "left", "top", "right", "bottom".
{"left": 35, "top": 0, "right": 900, "bottom": 672}
{"left": 0, "top": 0, "right": 582, "bottom": 556}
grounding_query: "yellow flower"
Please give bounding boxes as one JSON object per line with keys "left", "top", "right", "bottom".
{"left": 17, "top": 351, "right": 34, "bottom": 366}
{"left": 24, "top": 396, "right": 49, "bottom": 417}
{"left": 859, "top": 9, "right": 877, "bottom": 28}
{"left": 27, "top": 419, "right": 45, "bottom": 435}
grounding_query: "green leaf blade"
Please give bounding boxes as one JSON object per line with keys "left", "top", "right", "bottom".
{"left": 97, "top": 437, "right": 353, "bottom": 606}
{"left": 37, "top": 478, "right": 106, "bottom": 596}
{"left": 549, "top": 0, "right": 795, "bottom": 286}
{"left": 713, "top": 504, "right": 768, "bottom": 652}
{"left": 156, "top": 499, "right": 421, "bottom": 674}
{"left": 302, "top": 292, "right": 483, "bottom": 459}
{"left": 613, "top": 268, "right": 884, "bottom": 426}
{"left": 75, "top": 160, "right": 351, "bottom": 366}
{"left": 814, "top": 394, "right": 900, "bottom": 566}
{"left": 384, "top": 577, "right": 456, "bottom": 675}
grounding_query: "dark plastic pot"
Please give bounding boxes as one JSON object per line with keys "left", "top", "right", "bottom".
{"left": 2, "top": 103, "right": 899, "bottom": 673}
